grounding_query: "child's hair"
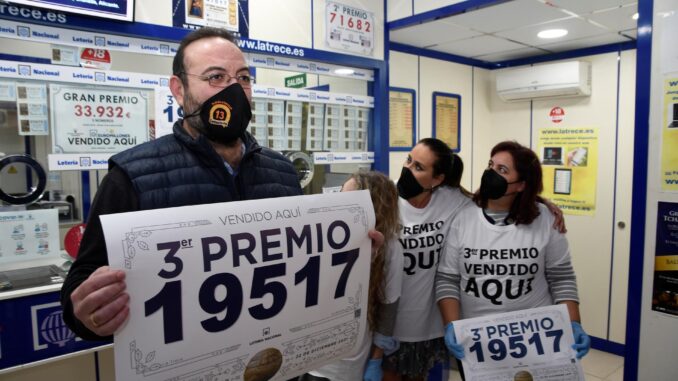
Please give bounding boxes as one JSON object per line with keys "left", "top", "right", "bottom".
{"left": 346, "top": 170, "right": 400, "bottom": 331}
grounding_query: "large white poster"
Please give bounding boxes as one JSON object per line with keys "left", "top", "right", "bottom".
{"left": 102, "top": 191, "right": 375, "bottom": 381}
{"left": 454, "top": 305, "right": 584, "bottom": 381}
{"left": 50, "top": 84, "right": 149, "bottom": 153}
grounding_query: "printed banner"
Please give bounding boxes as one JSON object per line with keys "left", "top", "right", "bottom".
{"left": 652, "top": 202, "right": 678, "bottom": 316}
{"left": 0, "top": 209, "right": 60, "bottom": 264}
{"left": 8, "top": 0, "right": 134, "bottom": 22}
{"left": 538, "top": 128, "right": 599, "bottom": 216}
{"left": 102, "top": 191, "right": 375, "bottom": 381}
{"left": 325, "top": 1, "right": 374, "bottom": 56}
{"left": 660, "top": 77, "right": 678, "bottom": 191}
{"left": 454, "top": 304, "right": 584, "bottom": 381}
{"left": 50, "top": 84, "right": 150, "bottom": 154}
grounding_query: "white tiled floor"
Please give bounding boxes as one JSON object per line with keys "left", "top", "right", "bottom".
{"left": 448, "top": 349, "right": 624, "bottom": 381}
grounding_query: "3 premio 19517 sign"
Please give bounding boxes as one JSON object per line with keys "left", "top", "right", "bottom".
{"left": 454, "top": 304, "right": 584, "bottom": 381}
{"left": 50, "top": 84, "right": 149, "bottom": 154}
{"left": 102, "top": 191, "right": 375, "bottom": 381}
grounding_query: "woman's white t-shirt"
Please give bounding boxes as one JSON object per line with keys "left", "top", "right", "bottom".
{"left": 392, "top": 187, "right": 470, "bottom": 342}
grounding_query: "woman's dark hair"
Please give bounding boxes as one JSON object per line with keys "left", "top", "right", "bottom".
{"left": 172, "top": 27, "right": 237, "bottom": 84}
{"left": 417, "top": 138, "right": 463, "bottom": 189}
{"left": 473, "top": 141, "right": 543, "bottom": 224}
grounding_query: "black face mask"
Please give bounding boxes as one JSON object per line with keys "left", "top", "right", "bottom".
{"left": 184, "top": 83, "right": 251, "bottom": 144}
{"left": 480, "top": 169, "right": 520, "bottom": 200}
{"left": 397, "top": 167, "right": 429, "bottom": 199}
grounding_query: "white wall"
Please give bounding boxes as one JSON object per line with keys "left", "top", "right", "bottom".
{"left": 388, "top": 49, "right": 637, "bottom": 346}
{"left": 387, "top": 51, "right": 475, "bottom": 189}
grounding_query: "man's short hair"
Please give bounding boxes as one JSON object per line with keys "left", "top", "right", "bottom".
{"left": 173, "top": 27, "right": 237, "bottom": 80}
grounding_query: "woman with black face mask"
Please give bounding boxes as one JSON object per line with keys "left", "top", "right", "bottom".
{"left": 435, "top": 141, "right": 590, "bottom": 380}
{"left": 382, "top": 138, "right": 471, "bottom": 381}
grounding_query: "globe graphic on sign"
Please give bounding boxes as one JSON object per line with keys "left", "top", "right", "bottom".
{"left": 40, "top": 310, "right": 75, "bottom": 347}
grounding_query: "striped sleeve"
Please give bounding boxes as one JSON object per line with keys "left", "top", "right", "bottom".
{"left": 545, "top": 260, "right": 579, "bottom": 303}
{"left": 435, "top": 271, "right": 461, "bottom": 302}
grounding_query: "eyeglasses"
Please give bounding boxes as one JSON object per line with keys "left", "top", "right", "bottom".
{"left": 180, "top": 72, "right": 255, "bottom": 88}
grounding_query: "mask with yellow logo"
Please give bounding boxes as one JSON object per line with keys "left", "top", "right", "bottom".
{"left": 185, "top": 83, "right": 251, "bottom": 144}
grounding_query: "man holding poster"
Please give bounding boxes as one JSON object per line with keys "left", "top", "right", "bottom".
{"left": 435, "top": 141, "right": 590, "bottom": 380}
{"left": 60, "top": 26, "right": 303, "bottom": 341}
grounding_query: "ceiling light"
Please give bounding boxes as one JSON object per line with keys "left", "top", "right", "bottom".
{"left": 537, "top": 29, "right": 568, "bottom": 39}
{"left": 632, "top": 13, "right": 639, "bottom": 20}
{"left": 334, "top": 68, "right": 355, "bottom": 75}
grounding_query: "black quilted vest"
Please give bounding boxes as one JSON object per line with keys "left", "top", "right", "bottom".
{"left": 110, "top": 122, "right": 302, "bottom": 210}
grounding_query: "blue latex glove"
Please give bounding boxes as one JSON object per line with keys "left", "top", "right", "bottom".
{"left": 373, "top": 332, "right": 400, "bottom": 355}
{"left": 444, "top": 322, "right": 465, "bottom": 359}
{"left": 571, "top": 321, "right": 591, "bottom": 359}
{"left": 363, "top": 358, "right": 382, "bottom": 381}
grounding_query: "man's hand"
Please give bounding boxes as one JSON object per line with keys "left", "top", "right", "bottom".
{"left": 71, "top": 266, "right": 129, "bottom": 336}
{"left": 368, "top": 229, "right": 385, "bottom": 257}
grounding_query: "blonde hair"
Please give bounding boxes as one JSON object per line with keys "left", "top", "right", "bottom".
{"left": 347, "top": 170, "right": 400, "bottom": 331}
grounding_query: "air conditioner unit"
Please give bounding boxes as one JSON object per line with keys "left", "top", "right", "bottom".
{"left": 496, "top": 61, "right": 592, "bottom": 102}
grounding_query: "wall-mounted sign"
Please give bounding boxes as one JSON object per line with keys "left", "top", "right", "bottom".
{"left": 285, "top": 73, "right": 307, "bottom": 88}
{"left": 8, "top": 0, "right": 134, "bottom": 21}
{"left": 325, "top": 1, "right": 374, "bottom": 56}
{"left": 49, "top": 84, "right": 150, "bottom": 154}
{"left": 389, "top": 88, "right": 415, "bottom": 150}
{"left": 538, "top": 127, "right": 599, "bottom": 216}
{"left": 549, "top": 106, "right": 565, "bottom": 123}
{"left": 652, "top": 202, "right": 678, "bottom": 316}
{"left": 660, "top": 77, "right": 678, "bottom": 191}
{"left": 79, "top": 48, "right": 112, "bottom": 70}
{"left": 0, "top": 19, "right": 178, "bottom": 57}
{"left": 173, "top": 0, "right": 249, "bottom": 37}
{"left": 432, "top": 92, "right": 461, "bottom": 152}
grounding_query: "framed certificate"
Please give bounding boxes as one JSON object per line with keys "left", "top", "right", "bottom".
{"left": 389, "top": 88, "right": 416, "bottom": 150}
{"left": 432, "top": 92, "right": 461, "bottom": 152}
